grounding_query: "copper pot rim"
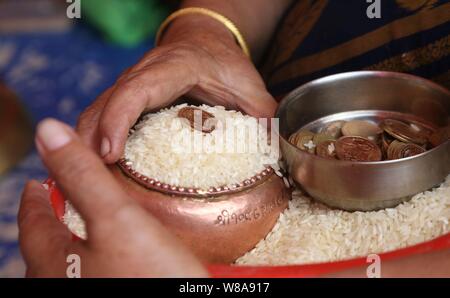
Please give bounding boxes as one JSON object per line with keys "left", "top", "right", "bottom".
{"left": 117, "top": 158, "right": 277, "bottom": 198}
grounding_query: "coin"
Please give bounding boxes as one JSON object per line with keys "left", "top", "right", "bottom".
{"left": 178, "top": 107, "right": 216, "bottom": 133}
{"left": 312, "top": 133, "right": 335, "bottom": 146}
{"left": 303, "top": 139, "right": 317, "bottom": 154}
{"left": 341, "top": 120, "right": 383, "bottom": 138}
{"left": 408, "top": 120, "right": 436, "bottom": 138}
{"left": 399, "top": 143, "right": 426, "bottom": 158}
{"left": 316, "top": 140, "right": 337, "bottom": 159}
{"left": 289, "top": 130, "right": 315, "bottom": 152}
{"left": 380, "top": 119, "right": 428, "bottom": 145}
{"left": 386, "top": 140, "right": 405, "bottom": 160}
{"left": 381, "top": 132, "right": 395, "bottom": 158}
{"left": 335, "top": 136, "right": 382, "bottom": 162}
{"left": 321, "top": 120, "right": 346, "bottom": 138}
{"left": 429, "top": 126, "right": 450, "bottom": 147}
{"left": 387, "top": 140, "right": 425, "bottom": 160}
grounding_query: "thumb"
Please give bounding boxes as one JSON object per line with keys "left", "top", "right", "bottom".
{"left": 35, "top": 118, "right": 132, "bottom": 226}
{"left": 18, "top": 180, "right": 71, "bottom": 267}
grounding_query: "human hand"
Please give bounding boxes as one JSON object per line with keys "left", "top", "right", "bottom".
{"left": 19, "top": 119, "right": 208, "bottom": 277}
{"left": 77, "top": 15, "right": 277, "bottom": 164}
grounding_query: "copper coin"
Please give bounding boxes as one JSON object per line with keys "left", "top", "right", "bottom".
{"left": 386, "top": 140, "right": 405, "bottom": 160}
{"left": 381, "top": 132, "right": 394, "bottom": 158}
{"left": 316, "top": 140, "right": 337, "bottom": 159}
{"left": 335, "top": 136, "right": 382, "bottom": 162}
{"left": 408, "top": 120, "right": 436, "bottom": 138}
{"left": 399, "top": 143, "right": 426, "bottom": 158}
{"left": 289, "top": 130, "right": 315, "bottom": 152}
{"left": 178, "top": 107, "right": 216, "bottom": 133}
{"left": 429, "top": 126, "right": 450, "bottom": 147}
{"left": 341, "top": 120, "right": 383, "bottom": 138}
{"left": 380, "top": 119, "right": 428, "bottom": 145}
{"left": 387, "top": 141, "right": 426, "bottom": 160}
{"left": 321, "top": 120, "right": 346, "bottom": 138}
{"left": 312, "top": 132, "right": 335, "bottom": 146}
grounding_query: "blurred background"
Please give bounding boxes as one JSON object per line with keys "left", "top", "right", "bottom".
{"left": 0, "top": 0, "right": 178, "bottom": 277}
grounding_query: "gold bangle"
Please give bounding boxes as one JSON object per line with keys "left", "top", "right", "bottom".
{"left": 155, "top": 7, "right": 251, "bottom": 58}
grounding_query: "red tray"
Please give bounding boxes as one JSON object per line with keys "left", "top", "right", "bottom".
{"left": 45, "top": 179, "right": 450, "bottom": 278}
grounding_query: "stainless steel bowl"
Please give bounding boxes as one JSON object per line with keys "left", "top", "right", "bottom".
{"left": 276, "top": 71, "right": 450, "bottom": 211}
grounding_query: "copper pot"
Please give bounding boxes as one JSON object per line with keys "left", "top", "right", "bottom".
{"left": 109, "top": 160, "right": 291, "bottom": 264}
{"left": 0, "top": 83, "right": 33, "bottom": 175}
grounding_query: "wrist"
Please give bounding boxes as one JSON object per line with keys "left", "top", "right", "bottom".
{"left": 158, "top": 14, "right": 246, "bottom": 58}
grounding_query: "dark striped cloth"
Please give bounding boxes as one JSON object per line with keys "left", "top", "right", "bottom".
{"left": 262, "top": 0, "right": 450, "bottom": 98}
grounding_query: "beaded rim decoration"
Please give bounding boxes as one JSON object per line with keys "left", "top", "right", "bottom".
{"left": 117, "top": 158, "right": 274, "bottom": 197}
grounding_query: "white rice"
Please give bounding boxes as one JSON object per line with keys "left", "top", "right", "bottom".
{"left": 236, "top": 174, "right": 450, "bottom": 265}
{"left": 63, "top": 201, "right": 87, "bottom": 240}
{"left": 124, "top": 104, "right": 278, "bottom": 190}
{"left": 63, "top": 175, "right": 450, "bottom": 263}
{"left": 62, "top": 103, "right": 450, "bottom": 264}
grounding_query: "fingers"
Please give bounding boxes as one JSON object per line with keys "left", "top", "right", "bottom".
{"left": 228, "top": 72, "right": 278, "bottom": 119}
{"left": 78, "top": 45, "right": 277, "bottom": 165}
{"left": 35, "top": 118, "right": 132, "bottom": 225}
{"left": 76, "top": 67, "right": 134, "bottom": 154}
{"left": 76, "top": 87, "right": 115, "bottom": 152}
{"left": 98, "top": 62, "right": 198, "bottom": 163}
{"left": 238, "top": 90, "right": 278, "bottom": 119}
{"left": 18, "top": 180, "right": 71, "bottom": 266}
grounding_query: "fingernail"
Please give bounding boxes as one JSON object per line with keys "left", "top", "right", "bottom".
{"left": 36, "top": 119, "right": 72, "bottom": 151}
{"left": 100, "top": 137, "right": 111, "bottom": 157}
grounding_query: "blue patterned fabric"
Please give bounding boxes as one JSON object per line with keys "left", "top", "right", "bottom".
{"left": 263, "top": 0, "right": 450, "bottom": 97}
{"left": 0, "top": 23, "right": 153, "bottom": 277}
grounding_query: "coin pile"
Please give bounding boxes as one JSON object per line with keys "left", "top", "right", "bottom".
{"left": 289, "top": 118, "right": 448, "bottom": 162}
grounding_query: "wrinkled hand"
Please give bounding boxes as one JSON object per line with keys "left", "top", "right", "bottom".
{"left": 19, "top": 119, "right": 207, "bottom": 277}
{"left": 77, "top": 27, "right": 277, "bottom": 164}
